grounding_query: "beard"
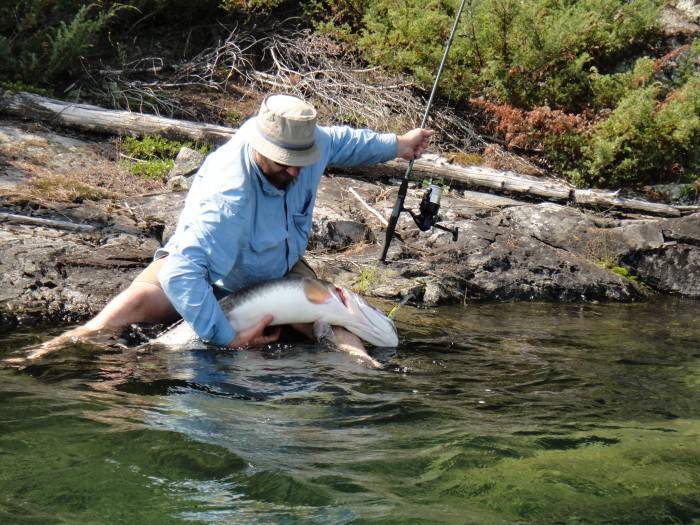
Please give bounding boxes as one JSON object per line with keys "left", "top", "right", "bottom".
{"left": 265, "top": 170, "right": 297, "bottom": 189}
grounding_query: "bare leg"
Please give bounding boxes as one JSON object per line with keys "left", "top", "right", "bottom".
{"left": 25, "top": 282, "right": 179, "bottom": 360}
{"left": 331, "top": 327, "right": 382, "bottom": 369}
{"left": 84, "top": 282, "right": 178, "bottom": 330}
{"left": 290, "top": 322, "right": 381, "bottom": 368}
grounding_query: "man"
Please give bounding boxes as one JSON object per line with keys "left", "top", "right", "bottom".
{"left": 35, "top": 94, "right": 433, "bottom": 364}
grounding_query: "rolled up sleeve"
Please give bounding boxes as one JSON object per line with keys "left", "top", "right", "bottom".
{"left": 159, "top": 196, "right": 244, "bottom": 346}
{"left": 324, "top": 126, "right": 397, "bottom": 167}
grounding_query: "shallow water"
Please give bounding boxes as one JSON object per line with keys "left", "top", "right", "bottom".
{"left": 1, "top": 299, "right": 699, "bottom": 524}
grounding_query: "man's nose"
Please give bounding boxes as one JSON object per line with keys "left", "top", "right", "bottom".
{"left": 286, "top": 166, "right": 301, "bottom": 176}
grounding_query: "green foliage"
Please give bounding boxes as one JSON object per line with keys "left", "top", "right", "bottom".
{"left": 358, "top": 0, "right": 454, "bottom": 89}
{"left": 596, "top": 261, "right": 642, "bottom": 283}
{"left": 422, "top": 177, "right": 449, "bottom": 191}
{"left": 118, "top": 135, "right": 210, "bottom": 180}
{"left": 570, "top": 75, "right": 700, "bottom": 187}
{"left": 351, "top": 0, "right": 663, "bottom": 109}
{"left": 333, "top": 0, "right": 691, "bottom": 188}
{"left": 0, "top": 81, "right": 52, "bottom": 97}
{"left": 303, "top": 0, "right": 370, "bottom": 33}
{"left": 355, "top": 264, "right": 378, "bottom": 294}
{"left": 0, "top": 1, "right": 131, "bottom": 85}
{"left": 1, "top": 0, "right": 694, "bottom": 190}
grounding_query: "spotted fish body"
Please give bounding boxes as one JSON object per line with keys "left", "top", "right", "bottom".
{"left": 153, "top": 276, "right": 398, "bottom": 348}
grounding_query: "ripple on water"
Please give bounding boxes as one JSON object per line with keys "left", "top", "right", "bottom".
{"left": 0, "top": 299, "right": 699, "bottom": 524}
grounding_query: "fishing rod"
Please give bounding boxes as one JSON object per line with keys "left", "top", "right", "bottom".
{"left": 379, "top": 0, "right": 466, "bottom": 263}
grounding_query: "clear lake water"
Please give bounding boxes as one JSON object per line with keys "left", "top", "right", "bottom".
{"left": 1, "top": 298, "right": 699, "bottom": 524}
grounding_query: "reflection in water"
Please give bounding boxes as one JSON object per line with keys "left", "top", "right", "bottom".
{"left": 0, "top": 299, "right": 699, "bottom": 524}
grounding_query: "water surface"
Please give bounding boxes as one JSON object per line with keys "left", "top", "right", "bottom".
{"left": 1, "top": 299, "right": 699, "bottom": 524}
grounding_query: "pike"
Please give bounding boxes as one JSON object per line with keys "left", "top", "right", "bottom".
{"left": 152, "top": 275, "right": 399, "bottom": 348}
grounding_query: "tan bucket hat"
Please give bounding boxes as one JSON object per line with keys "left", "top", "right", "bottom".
{"left": 249, "top": 94, "right": 320, "bottom": 167}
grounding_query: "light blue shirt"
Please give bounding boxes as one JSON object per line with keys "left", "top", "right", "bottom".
{"left": 156, "top": 117, "right": 397, "bottom": 346}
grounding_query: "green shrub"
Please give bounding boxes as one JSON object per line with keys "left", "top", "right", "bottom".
{"left": 358, "top": 0, "right": 453, "bottom": 89}
{"left": 352, "top": 0, "right": 662, "bottom": 110}
{"left": 303, "top": 0, "right": 369, "bottom": 33}
{"left": 220, "top": 0, "right": 286, "bottom": 16}
{"left": 571, "top": 75, "right": 700, "bottom": 188}
{"left": 0, "top": 1, "right": 130, "bottom": 85}
{"left": 119, "top": 135, "right": 210, "bottom": 180}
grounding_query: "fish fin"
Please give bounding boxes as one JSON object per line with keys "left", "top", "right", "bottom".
{"left": 303, "top": 278, "right": 335, "bottom": 305}
{"left": 313, "top": 321, "right": 336, "bottom": 342}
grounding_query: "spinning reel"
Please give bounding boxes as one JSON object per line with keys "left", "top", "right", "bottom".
{"left": 404, "top": 184, "right": 459, "bottom": 240}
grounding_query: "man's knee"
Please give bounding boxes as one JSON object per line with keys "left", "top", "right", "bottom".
{"left": 89, "top": 282, "right": 177, "bottom": 329}
{"left": 124, "top": 282, "right": 178, "bottom": 322}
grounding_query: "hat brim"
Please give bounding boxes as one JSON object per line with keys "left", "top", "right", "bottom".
{"left": 249, "top": 127, "right": 320, "bottom": 167}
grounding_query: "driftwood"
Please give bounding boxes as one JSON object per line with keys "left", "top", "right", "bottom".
{"left": 0, "top": 212, "right": 96, "bottom": 232}
{"left": 341, "top": 159, "right": 687, "bottom": 217}
{"left": 2, "top": 90, "right": 693, "bottom": 218}
{"left": 0, "top": 90, "right": 235, "bottom": 145}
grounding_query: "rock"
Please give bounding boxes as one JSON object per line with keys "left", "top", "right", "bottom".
{"left": 0, "top": 221, "right": 158, "bottom": 330}
{"left": 645, "top": 183, "right": 696, "bottom": 203}
{"left": 167, "top": 147, "right": 205, "bottom": 180}
{"left": 430, "top": 223, "right": 645, "bottom": 302}
{"left": 677, "top": 0, "right": 700, "bottom": 23}
{"left": 311, "top": 219, "right": 374, "bottom": 251}
{"left": 496, "top": 203, "right": 598, "bottom": 253}
{"left": 0, "top": 166, "right": 28, "bottom": 190}
{"left": 165, "top": 147, "right": 205, "bottom": 191}
{"left": 166, "top": 174, "right": 193, "bottom": 191}
{"left": 623, "top": 244, "right": 700, "bottom": 298}
{"left": 661, "top": 213, "right": 700, "bottom": 244}
{"left": 0, "top": 123, "right": 698, "bottom": 329}
{"left": 620, "top": 213, "right": 700, "bottom": 298}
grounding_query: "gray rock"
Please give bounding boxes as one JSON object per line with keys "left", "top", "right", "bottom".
{"left": 623, "top": 244, "right": 700, "bottom": 298}
{"left": 167, "top": 147, "right": 205, "bottom": 180}
{"left": 0, "top": 169, "right": 698, "bottom": 328}
{"left": 166, "top": 174, "right": 193, "bottom": 192}
{"left": 311, "top": 219, "right": 374, "bottom": 251}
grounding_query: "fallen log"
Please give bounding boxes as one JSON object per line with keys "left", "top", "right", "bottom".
{"left": 1, "top": 90, "right": 686, "bottom": 217}
{"left": 0, "top": 90, "right": 236, "bottom": 144}
{"left": 342, "top": 158, "right": 683, "bottom": 217}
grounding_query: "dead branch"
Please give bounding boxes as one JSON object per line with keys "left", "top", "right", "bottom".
{"left": 244, "top": 28, "right": 483, "bottom": 153}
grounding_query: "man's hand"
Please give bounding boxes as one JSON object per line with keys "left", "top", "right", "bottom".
{"left": 228, "top": 314, "right": 280, "bottom": 348}
{"left": 396, "top": 128, "right": 435, "bottom": 161}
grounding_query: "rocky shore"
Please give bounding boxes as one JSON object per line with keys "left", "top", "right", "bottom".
{"left": 0, "top": 120, "right": 698, "bottom": 333}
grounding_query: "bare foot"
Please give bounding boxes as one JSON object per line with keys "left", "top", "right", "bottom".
{"left": 332, "top": 327, "right": 382, "bottom": 369}
{"left": 5, "top": 326, "right": 119, "bottom": 363}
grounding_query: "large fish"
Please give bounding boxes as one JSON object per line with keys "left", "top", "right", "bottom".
{"left": 152, "top": 276, "right": 399, "bottom": 348}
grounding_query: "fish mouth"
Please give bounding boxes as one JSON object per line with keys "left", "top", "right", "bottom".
{"left": 338, "top": 287, "right": 399, "bottom": 347}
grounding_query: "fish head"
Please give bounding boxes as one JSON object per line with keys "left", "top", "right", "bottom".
{"left": 327, "top": 284, "right": 399, "bottom": 348}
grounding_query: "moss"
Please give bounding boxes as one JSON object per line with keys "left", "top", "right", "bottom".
{"left": 596, "top": 261, "right": 640, "bottom": 282}
{"left": 447, "top": 152, "right": 483, "bottom": 167}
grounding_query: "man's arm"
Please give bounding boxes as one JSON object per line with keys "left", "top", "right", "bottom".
{"left": 324, "top": 126, "right": 434, "bottom": 167}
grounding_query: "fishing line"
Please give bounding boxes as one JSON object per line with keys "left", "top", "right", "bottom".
{"left": 379, "top": 0, "right": 467, "bottom": 263}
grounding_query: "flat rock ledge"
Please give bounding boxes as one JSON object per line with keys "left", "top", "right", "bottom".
{"left": 2, "top": 176, "right": 698, "bottom": 332}
{"left": 1, "top": 127, "right": 698, "bottom": 331}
